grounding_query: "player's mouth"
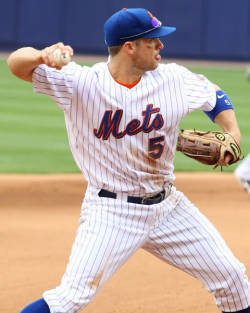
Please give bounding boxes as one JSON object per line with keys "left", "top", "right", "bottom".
{"left": 155, "top": 54, "right": 161, "bottom": 62}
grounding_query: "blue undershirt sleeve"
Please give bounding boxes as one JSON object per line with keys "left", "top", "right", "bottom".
{"left": 203, "top": 90, "right": 234, "bottom": 122}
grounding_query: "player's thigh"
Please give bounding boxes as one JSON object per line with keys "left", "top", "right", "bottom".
{"left": 65, "top": 202, "right": 147, "bottom": 285}
{"left": 143, "top": 194, "right": 248, "bottom": 291}
{"left": 143, "top": 194, "right": 250, "bottom": 311}
{"left": 44, "top": 199, "right": 149, "bottom": 313}
{"left": 62, "top": 197, "right": 150, "bottom": 294}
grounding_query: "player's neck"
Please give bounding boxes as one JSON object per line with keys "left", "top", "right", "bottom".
{"left": 108, "top": 57, "right": 142, "bottom": 85}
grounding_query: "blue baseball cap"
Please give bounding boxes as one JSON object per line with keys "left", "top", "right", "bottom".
{"left": 104, "top": 8, "right": 176, "bottom": 46}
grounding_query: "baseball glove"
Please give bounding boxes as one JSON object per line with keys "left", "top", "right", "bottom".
{"left": 176, "top": 130, "right": 241, "bottom": 167}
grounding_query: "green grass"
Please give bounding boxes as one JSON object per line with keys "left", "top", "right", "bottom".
{"left": 0, "top": 58, "right": 249, "bottom": 173}
{"left": 0, "top": 59, "right": 79, "bottom": 173}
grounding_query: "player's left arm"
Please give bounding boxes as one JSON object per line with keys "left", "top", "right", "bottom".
{"left": 214, "top": 109, "right": 241, "bottom": 144}
{"left": 206, "top": 84, "right": 241, "bottom": 144}
{"left": 180, "top": 65, "right": 241, "bottom": 145}
{"left": 206, "top": 84, "right": 241, "bottom": 164}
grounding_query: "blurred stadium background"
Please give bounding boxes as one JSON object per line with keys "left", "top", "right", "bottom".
{"left": 2, "top": 0, "right": 250, "bottom": 59}
{"left": 0, "top": 0, "right": 250, "bottom": 173}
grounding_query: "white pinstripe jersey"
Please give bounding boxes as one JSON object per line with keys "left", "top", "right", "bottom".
{"left": 33, "top": 62, "right": 216, "bottom": 195}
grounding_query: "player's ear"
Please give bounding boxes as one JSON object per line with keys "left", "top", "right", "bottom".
{"left": 123, "top": 41, "right": 136, "bottom": 55}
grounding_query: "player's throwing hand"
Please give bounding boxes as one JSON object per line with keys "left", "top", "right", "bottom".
{"left": 40, "top": 42, "right": 73, "bottom": 70}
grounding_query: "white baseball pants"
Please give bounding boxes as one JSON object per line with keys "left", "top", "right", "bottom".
{"left": 43, "top": 185, "right": 250, "bottom": 313}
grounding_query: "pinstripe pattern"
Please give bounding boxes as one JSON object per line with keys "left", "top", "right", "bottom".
{"left": 32, "top": 61, "right": 250, "bottom": 313}
{"left": 33, "top": 62, "right": 215, "bottom": 195}
{"left": 142, "top": 191, "right": 250, "bottom": 312}
{"left": 43, "top": 186, "right": 250, "bottom": 313}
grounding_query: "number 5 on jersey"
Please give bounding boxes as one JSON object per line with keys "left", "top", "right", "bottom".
{"left": 149, "top": 136, "right": 165, "bottom": 159}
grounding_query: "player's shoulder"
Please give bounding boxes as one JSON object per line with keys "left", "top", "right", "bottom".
{"left": 76, "top": 62, "right": 108, "bottom": 78}
{"left": 148, "top": 63, "right": 190, "bottom": 81}
{"left": 90, "top": 62, "right": 109, "bottom": 73}
{"left": 62, "top": 62, "right": 107, "bottom": 84}
{"left": 159, "top": 63, "right": 210, "bottom": 84}
{"left": 157, "top": 62, "right": 190, "bottom": 75}
{"left": 64, "top": 61, "right": 107, "bottom": 73}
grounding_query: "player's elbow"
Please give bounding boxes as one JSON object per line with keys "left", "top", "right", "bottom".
{"left": 7, "top": 52, "right": 16, "bottom": 74}
{"left": 7, "top": 52, "right": 33, "bottom": 82}
{"left": 213, "top": 83, "right": 221, "bottom": 91}
{"left": 7, "top": 52, "right": 21, "bottom": 79}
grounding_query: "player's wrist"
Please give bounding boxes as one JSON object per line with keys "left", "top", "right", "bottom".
{"left": 34, "top": 49, "right": 44, "bottom": 66}
{"left": 226, "top": 131, "right": 241, "bottom": 146}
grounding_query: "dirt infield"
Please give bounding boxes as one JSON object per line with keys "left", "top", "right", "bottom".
{"left": 1, "top": 173, "right": 250, "bottom": 313}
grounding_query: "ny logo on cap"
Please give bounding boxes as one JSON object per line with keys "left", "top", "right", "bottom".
{"left": 147, "top": 11, "right": 162, "bottom": 28}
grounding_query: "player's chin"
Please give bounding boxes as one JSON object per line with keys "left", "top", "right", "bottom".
{"left": 142, "top": 60, "right": 159, "bottom": 72}
{"left": 152, "top": 55, "right": 161, "bottom": 69}
{"left": 151, "top": 61, "right": 159, "bottom": 70}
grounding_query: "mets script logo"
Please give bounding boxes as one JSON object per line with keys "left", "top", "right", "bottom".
{"left": 94, "top": 104, "right": 164, "bottom": 140}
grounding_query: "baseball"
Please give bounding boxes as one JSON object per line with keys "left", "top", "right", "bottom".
{"left": 53, "top": 48, "right": 71, "bottom": 67}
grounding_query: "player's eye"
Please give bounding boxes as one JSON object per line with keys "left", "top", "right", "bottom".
{"left": 145, "top": 39, "right": 154, "bottom": 47}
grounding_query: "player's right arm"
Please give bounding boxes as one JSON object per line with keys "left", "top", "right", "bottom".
{"left": 7, "top": 42, "right": 73, "bottom": 82}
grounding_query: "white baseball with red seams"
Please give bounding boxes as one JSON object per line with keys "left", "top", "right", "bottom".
{"left": 32, "top": 61, "right": 250, "bottom": 313}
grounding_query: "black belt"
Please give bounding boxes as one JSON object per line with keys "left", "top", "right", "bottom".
{"left": 98, "top": 189, "right": 166, "bottom": 205}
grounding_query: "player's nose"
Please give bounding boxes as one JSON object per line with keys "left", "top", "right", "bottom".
{"left": 155, "top": 38, "right": 164, "bottom": 50}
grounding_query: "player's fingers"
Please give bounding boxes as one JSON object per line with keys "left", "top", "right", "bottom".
{"left": 41, "top": 47, "right": 50, "bottom": 65}
{"left": 53, "top": 42, "right": 73, "bottom": 56}
{"left": 216, "top": 153, "right": 231, "bottom": 166}
{"left": 54, "top": 42, "right": 68, "bottom": 54}
{"left": 41, "top": 43, "right": 72, "bottom": 69}
{"left": 56, "top": 44, "right": 74, "bottom": 57}
{"left": 224, "top": 153, "right": 233, "bottom": 165}
{"left": 219, "top": 152, "right": 232, "bottom": 166}
{"left": 56, "top": 42, "right": 65, "bottom": 49}
{"left": 41, "top": 47, "right": 56, "bottom": 68}
{"left": 64, "top": 45, "right": 74, "bottom": 56}
{"left": 46, "top": 47, "right": 56, "bottom": 67}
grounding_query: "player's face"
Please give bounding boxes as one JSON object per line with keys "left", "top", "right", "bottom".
{"left": 132, "top": 38, "right": 164, "bottom": 71}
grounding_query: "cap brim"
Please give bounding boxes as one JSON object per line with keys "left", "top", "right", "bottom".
{"left": 142, "top": 26, "right": 176, "bottom": 39}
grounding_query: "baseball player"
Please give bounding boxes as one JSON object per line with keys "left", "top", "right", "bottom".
{"left": 235, "top": 153, "right": 250, "bottom": 194}
{"left": 7, "top": 8, "right": 250, "bottom": 313}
